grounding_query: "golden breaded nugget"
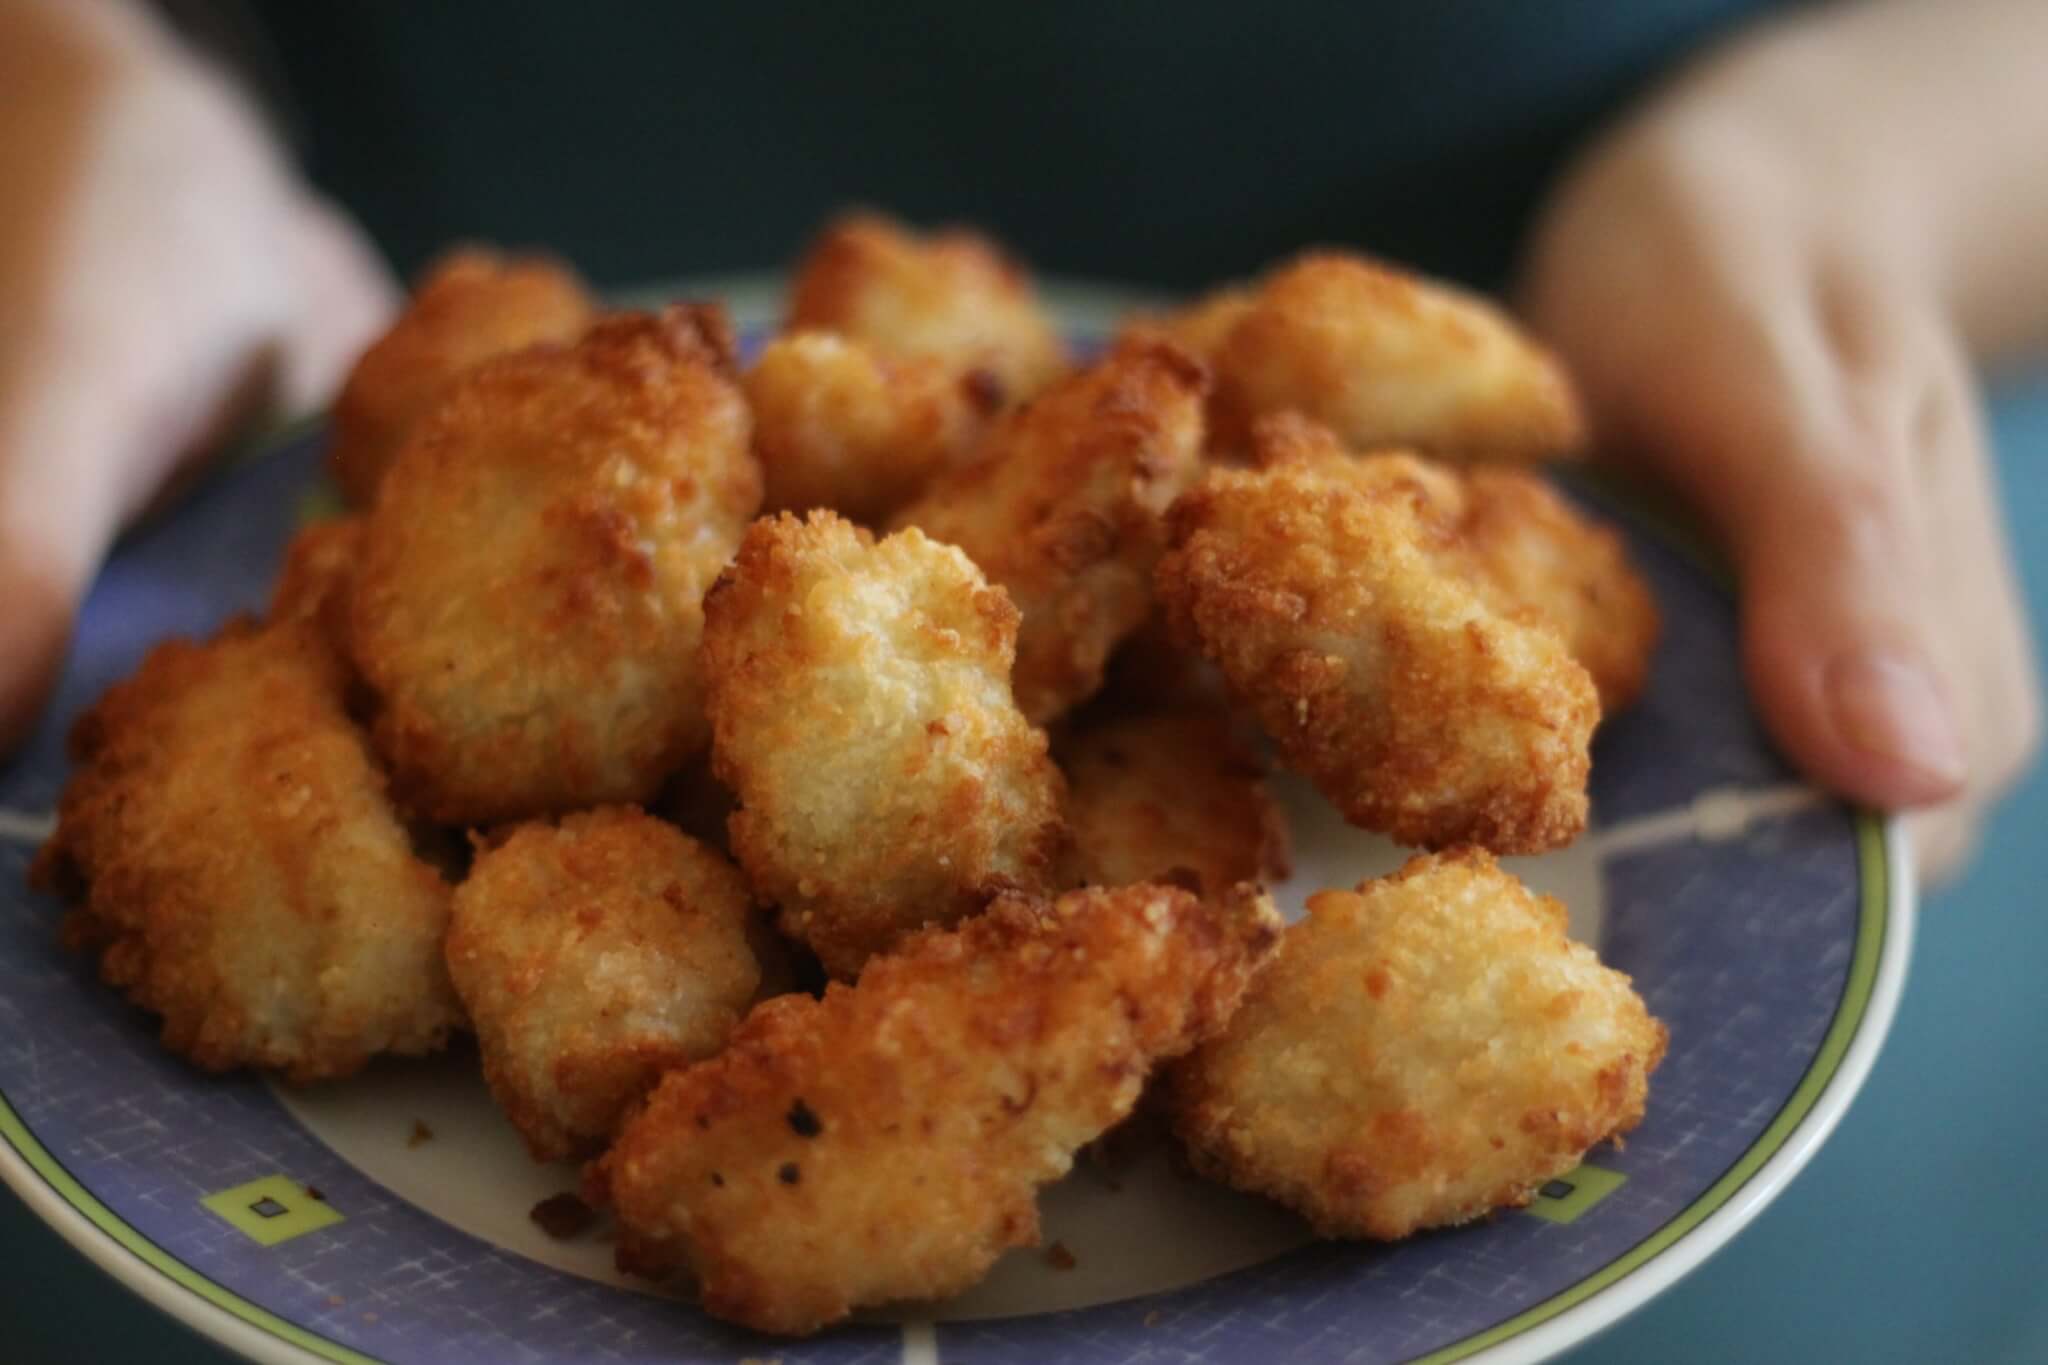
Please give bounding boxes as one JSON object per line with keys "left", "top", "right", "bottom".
{"left": 446, "top": 807, "right": 759, "bottom": 1161}
{"left": 266, "top": 516, "right": 362, "bottom": 654}
{"left": 1252, "top": 414, "right": 1658, "bottom": 712}
{"left": 701, "top": 511, "right": 1065, "bottom": 977}
{"left": 1168, "top": 849, "right": 1666, "bottom": 1239}
{"left": 1156, "top": 441, "right": 1598, "bottom": 853}
{"left": 329, "top": 247, "right": 595, "bottom": 505}
{"left": 590, "top": 882, "right": 1284, "bottom": 1335}
{"left": 1116, "top": 286, "right": 1256, "bottom": 369}
{"left": 894, "top": 339, "right": 1208, "bottom": 724}
{"left": 31, "top": 619, "right": 460, "bottom": 1081}
{"left": 1214, "top": 251, "right": 1584, "bottom": 462}
{"left": 1057, "top": 705, "right": 1289, "bottom": 896}
{"left": 351, "top": 306, "right": 761, "bottom": 826}
{"left": 1455, "top": 469, "right": 1660, "bottom": 713}
{"left": 786, "top": 211, "right": 1067, "bottom": 406}
{"left": 745, "top": 329, "right": 1000, "bottom": 524}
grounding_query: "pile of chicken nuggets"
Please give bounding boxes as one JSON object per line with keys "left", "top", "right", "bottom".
{"left": 33, "top": 211, "right": 1668, "bottom": 1337}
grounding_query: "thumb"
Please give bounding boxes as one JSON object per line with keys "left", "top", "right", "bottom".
{"left": 1727, "top": 454, "right": 1967, "bottom": 810}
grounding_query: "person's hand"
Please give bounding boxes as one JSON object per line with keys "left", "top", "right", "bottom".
{"left": 1521, "top": 100, "right": 2041, "bottom": 883}
{"left": 0, "top": 0, "right": 393, "bottom": 751}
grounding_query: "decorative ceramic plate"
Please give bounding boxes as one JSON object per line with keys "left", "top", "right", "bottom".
{"left": 0, "top": 285, "right": 1911, "bottom": 1365}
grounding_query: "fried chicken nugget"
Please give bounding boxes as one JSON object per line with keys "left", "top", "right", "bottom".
{"left": 1116, "top": 287, "right": 1256, "bottom": 370}
{"left": 267, "top": 516, "right": 362, "bottom": 655}
{"left": 1057, "top": 706, "right": 1290, "bottom": 896}
{"left": 1252, "top": 414, "right": 1658, "bottom": 712}
{"left": 446, "top": 807, "right": 759, "bottom": 1162}
{"left": 329, "top": 246, "right": 596, "bottom": 505}
{"left": 744, "top": 329, "right": 1000, "bottom": 524}
{"left": 786, "top": 211, "right": 1067, "bottom": 407}
{"left": 590, "top": 881, "right": 1284, "bottom": 1335}
{"left": 1213, "top": 251, "right": 1584, "bottom": 463}
{"left": 351, "top": 306, "right": 761, "bottom": 826}
{"left": 701, "top": 511, "right": 1066, "bottom": 977}
{"left": 1167, "top": 849, "right": 1665, "bottom": 1239}
{"left": 31, "top": 619, "right": 461, "bottom": 1081}
{"left": 1155, "top": 439, "right": 1598, "bottom": 853}
{"left": 893, "top": 339, "right": 1209, "bottom": 724}
{"left": 1454, "top": 468, "right": 1660, "bottom": 713}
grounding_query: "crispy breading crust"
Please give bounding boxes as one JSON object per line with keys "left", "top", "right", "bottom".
{"left": 31, "top": 619, "right": 461, "bottom": 1082}
{"left": 1251, "top": 414, "right": 1658, "bottom": 712}
{"left": 266, "top": 516, "right": 362, "bottom": 656}
{"left": 1155, "top": 438, "right": 1598, "bottom": 853}
{"left": 786, "top": 211, "right": 1067, "bottom": 406}
{"left": 589, "top": 881, "right": 1284, "bottom": 1335}
{"left": 700, "top": 511, "right": 1067, "bottom": 977}
{"left": 328, "top": 246, "right": 595, "bottom": 506}
{"left": 1213, "top": 251, "right": 1584, "bottom": 463}
{"left": 744, "top": 329, "right": 998, "bottom": 524}
{"left": 1167, "top": 850, "right": 1666, "bottom": 1239}
{"left": 350, "top": 306, "right": 761, "bottom": 826}
{"left": 1115, "top": 287, "right": 1256, "bottom": 370}
{"left": 446, "top": 807, "right": 760, "bottom": 1162}
{"left": 1056, "top": 705, "right": 1290, "bottom": 896}
{"left": 894, "top": 339, "right": 1209, "bottom": 724}
{"left": 1455, "top": 469, "right": 1660, "bottom": 713}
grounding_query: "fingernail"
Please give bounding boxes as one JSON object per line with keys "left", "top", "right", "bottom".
{"left": 1825, "top": 649, "right": 1968, "bottom": 789}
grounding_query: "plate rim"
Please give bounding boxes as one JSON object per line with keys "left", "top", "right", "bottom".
{"left": 0, "top": 815, "right": 1911, "bottom": 1365}
{"left": 1455, "top": 813, "right": 1913, "bottom": 1364}
{"left": 0, "top": 276, "right": 1917, "bottom": 1365}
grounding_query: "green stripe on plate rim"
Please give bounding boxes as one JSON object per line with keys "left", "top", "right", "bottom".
{"left": 1415, "top": 809, "right": 1893, "bottom": 1364}
{"left": 0, "top": 813, "right": 1893, "bottom": 1365}
{"left": 0, "top": 1093, "right": 381, "bottom": 1365}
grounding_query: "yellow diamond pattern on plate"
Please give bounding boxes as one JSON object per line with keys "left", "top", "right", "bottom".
{"left": 200, "top": 1174, "right": 343, "bottom": 1247}
{"left": 1524, "top": 1162, "right": 1627, "bottom": 1225}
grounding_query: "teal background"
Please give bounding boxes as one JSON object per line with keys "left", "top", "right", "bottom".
{"left": 234, "top": 0, "right": 1773, "bottom": 294}
{"left": 1, "top": 371, "right": 2042, "bottom": 1361}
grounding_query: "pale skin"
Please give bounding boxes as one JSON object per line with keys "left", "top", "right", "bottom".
{"left": 1521, "top": 0, "right": 2047, "bottom": 877}
{"left": 1, "top": 0, "right": 2038, "bottom": 881}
